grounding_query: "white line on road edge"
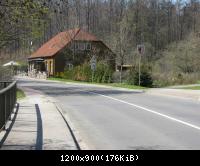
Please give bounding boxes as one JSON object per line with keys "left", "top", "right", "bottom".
{"left": 89, "top": 91, "right": 200, "bottom": 131}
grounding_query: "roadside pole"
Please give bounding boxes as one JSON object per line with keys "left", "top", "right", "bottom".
{"left": 137, "top": 44, "right": 145, "bottom": 86}
{"left": 92, "top": 70, "right": 94, "bottom": 83}
{"left": 90, "top": 56, "right": 96, "bottom": 83}
{"left": 139, "top": 53, "right": 141, "bottom": 86}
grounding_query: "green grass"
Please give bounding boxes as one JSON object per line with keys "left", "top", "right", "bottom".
{"left": 106, "top": 83, "right": 147, "bottom": 90}
{"left": 183, "top": 86, "right": 200, "bottom": 90}
{"left": 48, "top": 77, "right": 147, "bottom": 90}
{"left": 48, "top": 77, "right": 82, "bottom": 84}
{"left": 17, "top": 89, "right": 25, "bottom": 100}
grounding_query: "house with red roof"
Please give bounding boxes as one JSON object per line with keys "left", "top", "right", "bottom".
{"left": 28, "top": 28, "right": 116, "bottom": 77}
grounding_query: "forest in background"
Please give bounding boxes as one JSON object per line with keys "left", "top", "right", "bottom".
{"left": 0, "top": 0, "right": 200, "bottom": 86}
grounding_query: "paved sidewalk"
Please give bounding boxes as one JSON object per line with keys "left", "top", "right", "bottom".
{"left": 0, "top": 88, "right": 77, "bottom": 150}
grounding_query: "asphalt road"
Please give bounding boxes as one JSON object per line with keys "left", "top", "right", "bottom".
{"left": 18, "top": 78, "right": 200, "bottom": 150}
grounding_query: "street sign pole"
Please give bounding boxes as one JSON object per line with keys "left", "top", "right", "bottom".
{"left": 92, "top": 70, "right": 94, "bottom": 83}
{"left": 139, "top": 53, "right": 141, "bottom": 86}
{"left": 137, "top": 44, "right": 145, "bottom": 86}
{"left": 90, "top": 56, "right": 96, "bottom": 83}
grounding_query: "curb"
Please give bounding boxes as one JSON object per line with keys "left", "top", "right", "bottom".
{"left": 54, "top": 103, "right": 89, "bottom": 150}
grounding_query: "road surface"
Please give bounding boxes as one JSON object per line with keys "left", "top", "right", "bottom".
{"left": 18, "top": 78, "right": 200, "bottom": 150}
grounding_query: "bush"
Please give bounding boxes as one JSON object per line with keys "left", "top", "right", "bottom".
{"left": 153, "top": 72, "right": 200, "bottom": 87}
{"left": 128, "top": 67, "right": 153, "bottom": 87}
{"left": 97, "top": 63, "right": 113, "bottom": 83}
{"left": 134, "top": 71, "right": 153, "bottom": 87}
{"left": 73, "top": 64, "right": 92, "bottom": 81}
{"left": 55, "top": 72, "right": 64, "bottom": 78}
{"left": 152, "top": 34, "right": 200, "bottom": 86}
{"left": 112, "top": 71, "right": 129, "bottom": 83}
{"left": 18, "top": 64, "right": 28, "bottom": 72}
{"left": 93, "top": 63, "right": 113, "bottom": 83}
{"left": 0, "top": 66, "right": 12, "bottom": 81}
{"left": 63, "top": 62, "right": 114, "bottom": 83}
{"left": 63, "top": 69, "right": 74, "bottom": 80}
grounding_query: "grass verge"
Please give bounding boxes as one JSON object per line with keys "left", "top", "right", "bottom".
{"left": 182, "top": 86, "right": 200, "bottom": 90}
{"left": 48, "top": 77, "right": 147, "bottom": 90}
{"left": 17, "top": 89, "right": 26, "bottom": 100}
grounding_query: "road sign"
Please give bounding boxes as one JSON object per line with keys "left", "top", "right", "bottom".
{"left": 90, "top": 56, "right": 96, "bottom": 71}
{"left": 91, "top": 63, "right": 96, "bottom": 71}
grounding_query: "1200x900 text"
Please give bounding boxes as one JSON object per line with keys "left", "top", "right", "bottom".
{"left": 61, "top": 154, "right": 139, "bottom": 162}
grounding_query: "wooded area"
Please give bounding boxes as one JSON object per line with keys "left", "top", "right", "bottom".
{"left": 0, "top": 0, "right": 200, "bottom": 86}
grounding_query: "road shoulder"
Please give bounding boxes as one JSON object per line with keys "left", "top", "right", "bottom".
{"left": 146, "top": 88, "right": 200, "bottom": 102}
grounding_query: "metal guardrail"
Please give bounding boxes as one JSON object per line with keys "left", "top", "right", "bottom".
{"left": 0, "top": 81, "right": 17, "bottom": 131}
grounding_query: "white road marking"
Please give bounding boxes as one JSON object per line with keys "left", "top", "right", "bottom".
{"left": 89, "top": 91, "right": 200, "bottom": 131}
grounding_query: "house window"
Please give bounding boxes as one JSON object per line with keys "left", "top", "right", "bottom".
{"left": 74, "top": 42, "right": 89, "bottom": 51}
{"left": 75, "top": 42, "right": 79, "bottom": 50}
{"left": 65, "top": 62, "right": 74, "bottom": 70}
{"left": 79, "top": 43, "right": 85, "bottom": 50}
{"left": 86, "top": 43, "right": 91, "bottom": 50}
{"left": 69, "top": 64, "right": 73, "bottom": 70}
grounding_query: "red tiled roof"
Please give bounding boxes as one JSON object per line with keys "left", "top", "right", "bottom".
{"left": 29, "top": 28, "right": 100, "bottom": 59}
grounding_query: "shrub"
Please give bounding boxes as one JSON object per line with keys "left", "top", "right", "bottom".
{"left": 0, "top": 66, "right": 12, "bottom": 81}
{"left": 73, "top": 64, "right": 92, "bottom": 81}
{"left": 18, "top": 64, "right": 28, "bottom": 72}
{"left": 94, "top": 63, "right": 113, "bottom": 83}
{"left": 128, "top": 67, "right": 153, "bottom": 87}
{"left": 63, "top": 68, "right": 74, "bottom": 80}
{"left": 62, "top": 62, "right": 114, "bottom": 83}
{"left": 112, "top": 71, "right": 129, "bottom": 83}
{"left": 55, "top": 72, "right": 64, "bottom": 78}
{"left": 134, "top": 71, "right": 153, "bottom": 87}
{"left": 152, "top": 72, "right": 200, "bottom": 87}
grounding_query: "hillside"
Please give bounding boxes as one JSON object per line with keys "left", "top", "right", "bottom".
{"left": 153, "top": 33, "right": 200, "bottom": 87}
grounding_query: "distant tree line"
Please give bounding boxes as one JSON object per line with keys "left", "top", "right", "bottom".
{"left": 40, "top": 0, "right": 200, "bottom": 64}
{"left": 1, "top": 0, "right": 200, "bottom": 64}
{"left": 1, "top": 0, "right": 200, "bottom": 85}
{"left": 0, "top": 0, "right": 49, "bottom": 63}
{"left": 43, "top": 0, "right": 200, "bottom": 86}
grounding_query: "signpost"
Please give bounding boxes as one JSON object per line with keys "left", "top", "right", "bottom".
{"left": 137, "top": 44, "right": 145, "bottom": 86}
{"left": 90, "top": 56, "right": 96, "bottom": 82}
